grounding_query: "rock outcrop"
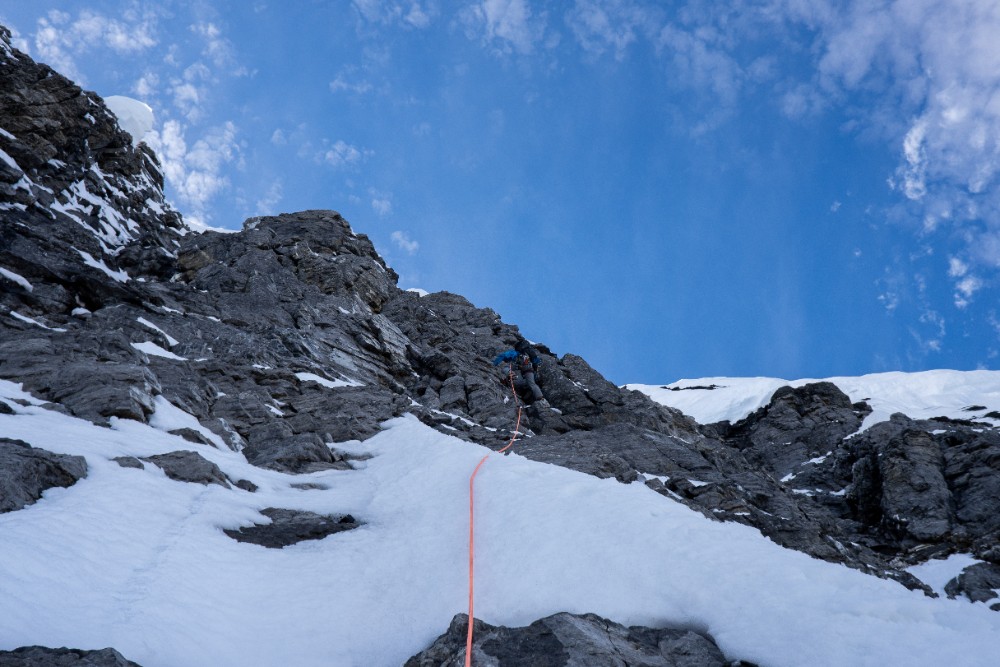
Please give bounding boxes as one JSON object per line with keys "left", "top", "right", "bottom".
{"left": 0, "top": 647, "right": 142, "bottom": 667}
{"left": 223, "top": 508, "right": 360, "bottom": 548}
{"left": 405, "top": 613, "right": 752, "bottom": 667}
{"left": 0, "top": 438, "right": 87, "bottom": 513}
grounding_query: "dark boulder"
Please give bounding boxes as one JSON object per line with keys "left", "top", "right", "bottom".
{"left": 405, "top": 613, "right": 750, "bottom": 667}
{"left": 0, "top": 439, "right": 87, "bottom": 513}
{"left": 945, "top": 562, "right": 1000, "bottom": 610}
{"left": 223, "top": 507, "right": 360, "bottom": 548}
{"left": 141, "top": 450, "right": 231, "bottom": 488}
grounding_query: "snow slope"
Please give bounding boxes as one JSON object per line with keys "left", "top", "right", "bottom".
{"left": 2, "top": 378, "right": 1000, "bottom": 666}
{"left": 629, "top": 369, "right": 1000, "bottom": 430}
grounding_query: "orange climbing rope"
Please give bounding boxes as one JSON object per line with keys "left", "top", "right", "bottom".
{"left": 465, "top": 365, "right": 522, "bottom": 666}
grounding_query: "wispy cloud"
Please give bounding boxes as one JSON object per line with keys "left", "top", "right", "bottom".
{"left": 330, "top": 65, "right": 376, "bottom": 95}
{"left": 947, "top": 256, "right": 984, "bottom": 309}
{"left": 566, "top": 0, "right": 659, "bottom": 61}
{"left": 352, "top": 1, "right": 437, "bottom": 29}
{"left": 255, "top": 180, "right": 284, "bottom": 215}
{"left": 323, "top": 140, "right": 373, "bottom": 168}
{"left": 459, "top": 0, "right": 547, "bottom": 55}
{"left": 370, "top": 188, "right": 394, "bottom": 216}
{"left": 168, "top": 62, "right": 213, "bottom": 122}
{"left": 146, "top": 120, "right": 241, "bottom": 228}
{"left": 190, "top": 22, "right": 243, "bottom": 73}
{"left": 782, "top": 1, "right": 1000, "bottom": 271}
{"left": 391, "top": 230, "right": 419, "bottom": 253}
{"left": 32, "top": 9, "right": 158, "bottom": 84}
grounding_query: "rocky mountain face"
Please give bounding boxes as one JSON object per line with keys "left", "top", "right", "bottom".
{"left": 2, "top": 23, "right": 1000, "bottom": 665}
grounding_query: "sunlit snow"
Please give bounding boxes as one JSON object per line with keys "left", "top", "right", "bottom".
{"left": 630, "top": 370, "right": 1000, "bottom": 431}
{"left": 104, "top": 96, "right": 154, "bottom": 146}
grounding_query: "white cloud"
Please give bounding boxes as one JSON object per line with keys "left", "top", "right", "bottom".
{"left": 133, "top": 72, "right": 159, "bottom": 99}
{"left": 352, "top": 1, "right": 436, "bottom": 28}
{"left": 255, "top": 180, "right": 284, "bottom": 215}
{"left": 460, "top": 0, "right": 546, "bottom": 55}
{"left": 371, "top": 189, "right": 394, "bottom": 216}
{"left": 190, "top": 22, "right": 235, "bottom": 69}
{"left": 323, "top": 140, "right": 372, "bottom": 168}
{"left": 915, "top": 308, "right": 946, "bottom": 352}
{"left": 947, "top": 257, "right": 968, "bottom": 278}
{"left": 146, "top": 120, "right": 241, "bottom": 226}
{"left": 566, "top": 0, "right": 658, "bottom": 61}
{"left": 896, "top": 118, "right": 928, "bottom": 201}
{"left": 391, "top": 230, "right": 419, "bottom": 253}
{"left": 775, "top": 0, "right": 1000, "bottom": 276}
{"left": 271, "top": 129, "right": 287, "bottom": 145}
{"left": 953, "top": 275, "right": 983, "bottom": 309}
{"left": 657, "top": 23, "right": 743, "bottom": 107}
{"left": 170, "top": 62, "right": 212, "bottom": 122}
{"left": 32, "top": 9, "right": 158, "bottom": 84}
{"left": 330, "top": 66, "right": 375, "bottom": 95}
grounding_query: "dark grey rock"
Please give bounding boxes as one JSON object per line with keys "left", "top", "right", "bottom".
{"left": 112, "top": 456, "right": 144, "bottom": 469}
{"left": 234, "top": 479, "right": 258, "bottom": 492}
{"left": 223, "top": 507, "right": 359, "bottom": 548}
{"left": 242, "top": 432, "right": 347, "bottom": 474}
{"left": 141, "top": 450, "right": 231, "bottom": 488}
{"left": 0, "top": 439, "right": 87, "bottom": 513}
{"left": 0, "top": 646, "right": 142, "bottom": 667}
{"left": 945, "top": 562, "right": 1000, "bottom": 609}
{"left": 405, "top": 613, "right": 751, "bottom": 667}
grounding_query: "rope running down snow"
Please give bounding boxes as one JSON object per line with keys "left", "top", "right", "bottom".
{"left": 465, "top": 364, "right": 523, "bottom": 666}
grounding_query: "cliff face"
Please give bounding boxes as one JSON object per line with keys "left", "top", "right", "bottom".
{"left": 2, "top": 21, "right": 1000, "bottom": 665}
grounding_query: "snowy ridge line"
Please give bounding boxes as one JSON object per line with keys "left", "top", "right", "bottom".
{"left": 630, "top": 369, "right": 1000, "bottom": 429}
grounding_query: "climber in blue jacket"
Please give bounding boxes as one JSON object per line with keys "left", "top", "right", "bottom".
{"left": 493, "top": 339, "right": 548, "bottom": 406}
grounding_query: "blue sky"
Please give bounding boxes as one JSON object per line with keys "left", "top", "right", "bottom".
{"left": 2, "top": 1, "right": 999, "bottom": 385}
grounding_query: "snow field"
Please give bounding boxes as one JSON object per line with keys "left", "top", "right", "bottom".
{"left": 1, "top": 381, "right": 999, "bottom": 666}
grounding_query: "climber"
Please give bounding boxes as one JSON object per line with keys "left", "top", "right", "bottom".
{"left": 492, "top": 339, "right": 549, "bottom": 408}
